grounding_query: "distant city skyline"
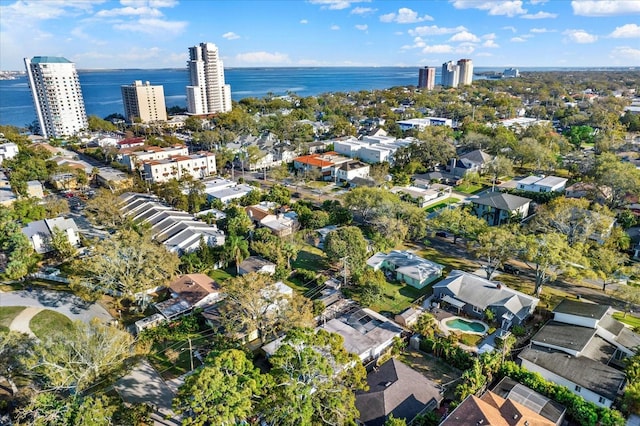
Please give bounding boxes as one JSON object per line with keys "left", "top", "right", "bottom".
{"left": 1, "top": 0, "right": 639, "bottom": 70}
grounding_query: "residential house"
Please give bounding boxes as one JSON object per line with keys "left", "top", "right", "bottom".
{"left": 470, "top": 192, "right": 532, "bottom": 226}
{"left": 119, "top": 193, "right": 225, "bottom": 254}
{"left": 397, "top": 117, "right": 452, "bottom": 131}
{"left": 518, "top": 299, "right": 640, "bottom": 408}
{"left": 565, "top": 182, "right": 612, "bottom": 204}
{"left": 335, "top": 160, "right": 370, "bottom": 183}
{"left": 355, "top": 358, "right": 442, "bottom": 426}
{"left": 293, "top": 151, "right": 351, "bottom": 180}
{"left": 26, "top": 181, "right": 45, "bottom": 198}
{"left": 433, "top": 270, "right": 539, "bottom": 329}
{"left": 264, "top": 306, "right": 404, "bottom": 362}
{"left": 95, "top": 167, "right": 133, "bottom": 191}
{"left": 395, "top": 306, "right": 423, "bottom": 328}
{"left": 490, "top": 377, "right": 566, "bottom": 425}
{"left": 367, "top": 250, "right": 444, "bottom": 289}
{"left": 313, "top": 225, "right": 339, "bottom": 249}
{"left": 390, "top": 184, "right": 452, "bottom": 208}
{"left": 0, "top": 172, "right": 16, "bottom": 207}
{"left": 238, "top": 256, "right": 277, "bottom": 275}
{"left": 516, "top": 175, "right": 567, "bottom": 193}
{"left": 0, "top": 142, "right": 19, "bottom": 164}
{"left": 441, "top": 388, "right": 558, "bottom": 426}
{"left": 119, "top": 145, "right": 189, "bottom": 171}
{"left": 116, "top": 137, "right": 145, "bottom": 150}
{"left": 447, "top": 149, "right": 492, "bottom": 178}
{"left": 204, "top": 178, "right": 255, "bottom": 205}
{"left": 22, "top": 217, "right": 80, "bottom": 254}
{"left": 412, "top": 171, "right": 462, "bottom": 187}
{"left": 153, "top": 274, "right": 222, "bottom": 320}
{"left": 246, "top": 201, "right": 298, "bottom": 237}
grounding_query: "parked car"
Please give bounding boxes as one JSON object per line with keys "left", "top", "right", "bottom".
{"left": 435, "top": 231, "right": 448, "bottom": 238}
{"left": 501, "top": 264, "right": 521, "bottom": 275}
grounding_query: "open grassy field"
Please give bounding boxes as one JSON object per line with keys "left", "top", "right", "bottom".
{"left": 425, "top": 197, "right": 461, "bottom": 213}
{"left": 291, "top": 244, "right": 327, "bottom": 272}
{"left": 366, "top": 280, "right": 432, "bottom": 316}
{"left": 455, "top": 183, "right": 485, "bottom": 194}
{"left": 30, "top": 309, "right": 73, "bottom": 339}
{"left": 0, "top": 306, "right": 26, "bottom": 332}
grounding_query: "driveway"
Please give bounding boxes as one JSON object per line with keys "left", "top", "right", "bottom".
{"left": 0, "top": 289, "right": 112, "bottom": 323}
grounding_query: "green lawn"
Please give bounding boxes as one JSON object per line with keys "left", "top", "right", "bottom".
{"left": 0, "top": 279, "right": 72, "bottom": 293}
{"left": 455, "top": 183, "right": 485, "bottom": 194}
{"left": 456, "top": 333, "right": 483, "bottom": 347}
{"left": 30, "top": 309, "right": 73, "bottom": 339}
{"left": 291, "top": 245, "right": 327, "bottom": 272}
{"left": 208, "top": 268, "right": 234, "bottom": 283}
{"left": 613, "top": 312, "right": 640, "bottom": 330}
{"left": 367, "top": 280, "right": 432, "bottom": 316}
{"left": 425, "top": 197, "right": 460, "bottom": 213}
{"left": 147, "top": 333, "right": 208, "bottom": 379}
{"left": 0, "top": 306, "right": 26, "bottom": 332}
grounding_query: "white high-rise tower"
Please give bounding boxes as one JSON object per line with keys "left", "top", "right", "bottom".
{"left": 457, "top": 59, "right": 473, "bottom": 86}
{"left": 186, "top": 42, "right": 232, "bottom": 115}
{"left": 441, "top": 61, "right": 460, "bottom": 88}
{"left": 24, "top": 56, "right": 88, "bottom": 138}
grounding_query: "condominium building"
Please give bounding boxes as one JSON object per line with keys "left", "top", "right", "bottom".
{"left": 186, "top": 42, "right": 232, "bottom": 115}
{"left": 24, "top": 56, "right": 88, "bottom": 138}
{"left": 441, "top": 61, "right": 460, "bottom": 88}
{"left": 418, "top": 66, "right": 436, "bottom": 90}
{"left": 120, "top": 145, "right": 189, "bottom": 170}
{"left": 457, "top": 59, "right": 473, "bottom": 86}
{"left": 142, "top": 152, "right": 217, "bottom": 183}
{"left": 121, "top": 80, "right": 167, "bottom": 123}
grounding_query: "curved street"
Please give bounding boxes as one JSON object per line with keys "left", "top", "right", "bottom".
{"left": 0, "top": 288, "right": 112, "bottom": 323}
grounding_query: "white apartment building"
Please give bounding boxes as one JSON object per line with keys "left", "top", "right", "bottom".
{"left": 457, "top": 59, "right": 473, "bottom": 86}
{"left": 142, "top": 152, "right": 216, "bottom": 183}
{"left": 441, "top": 61, "right": 460, "bottom": 88}
{"left": 0, "top": 142, "right": 19, "bottom": 165}
{"left": 186, "top": 42, "right": 232, "bottom": 115}
{"left": 121, "top": 80, "right": 167, "bottom": 123}
{"left": 24, "top": 56, "right": 88, "bottom": 138}
{"left": 120, "top": 145, "right": 189, "bottom": 170}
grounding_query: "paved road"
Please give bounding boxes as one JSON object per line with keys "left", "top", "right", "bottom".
{"left": 0, "top": 289, "right": 112, "bottom": 323}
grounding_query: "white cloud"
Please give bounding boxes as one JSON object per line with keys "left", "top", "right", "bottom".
{"left": 502, "top": 26, "right": 517, "bottom": 32}
{"left": 456, "top": 45, "right": 475, "bottom": 54}
{"left": 563, "top": 29, "right": 598, "bottom": 43}
{"left": 530, "top": 27, "right": 553, "bottom": 33}
{"left": 235, "top": 51, "right": 291, "bottom": 64}
{"left": 379, "top": 7, "right": 433, "bottom": 23}
{"left": 409, "top": 25, "right": 467, "bottom": 36}
{"left": 610, "top": 46, "right": 640, "bottom": 60}
{"left": 330, "top": 24, "right": 340, "bottom": 30}
{"left": 522, "top": 11, "right": 557, "bottom": 18}
{"left": 401, "top": 36, "right": 427, "bottom": 50}
{"left": 511, "top": 36, "right": 527, "bottom": 42}
{"left": 422, "top": 44, "right": 454, "bottom": 53}
{"left": 609, "top": 24, "right": 640, "bottom": 38}
{"left": 351, "top": 7, "right": 376, "bottom": 14}
{"left": 530, "top": 0, "right": 547, "bottom": 4}
{"left": 309, "top": 0, "right": 369, "bottom": 10}
{"left": 483, "top": 33, "right": 497, "bottom": 39}
{"left": 355, "top": 24, "right": 368, "bottom": 31}
{"left": 449, "top": 31, "right": 480, "bottom": 42}
{"left": 571, "top": 0, "right": 640, "bottom": 16}
{"left": 300, "top": 19, "right": 308, "bottom": 24}
{"left": 450, "top": 0, "right": 527, "bottom": 17}
{"left": 222, "top": 31, "right": 240, "bottom": 40}
{"left": 0, "top": 0, "right": 100, "bottom": 22}
{"left": 120, "top": 0, "right": 178, "bottom": 7}
{"left": 483, "top": 39, "right": 500, "bottom": 48}
{"left": 95, "top": 6, "right": 163, "bottom": 17}
{"left": 113, "top": 18, "right": 187, "bottom": 35}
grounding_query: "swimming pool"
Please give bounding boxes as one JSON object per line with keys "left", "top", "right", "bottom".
{"left": 444, "top": 317, "right": 488, "bottom": 334}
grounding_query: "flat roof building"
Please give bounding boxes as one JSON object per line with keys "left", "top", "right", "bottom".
{"left": 121, "top": 80, "right": 167, "bottom": 123}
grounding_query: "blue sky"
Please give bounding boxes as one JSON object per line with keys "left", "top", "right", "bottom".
{"left": 1, "top": 0, "right": 639, "bottom": 70}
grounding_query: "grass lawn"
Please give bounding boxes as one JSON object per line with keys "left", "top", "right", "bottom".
{"left": 147, "top": 333, "right": 208, "bottom": 380}
{"left": 455, "top": 183, "right": 485, "bottom": 194}
{"left": 208, "top": 267, "right": 235, "bottom": 283}
{"left": 0, "top": 279, "right": 72, "bottom": 293}
{"left": 425, "top": 197, "right": 461, "bottom": 213}
{"left": 456, "top": 333, "right": 483, "bottom": 347}
{"left": 0, "top": 306, "right": 26, "bottom": 331}
{"left": 367, "top": 280, "right": 432, "bottom": 316}
{"left": 291, "top": 245, "right": 327, "bottom": 272}
{"left": 613, "top": 312, "right": 640, "bottom": 330}
{"left": 30, "top": 309, "right": 73, "bottom": 339}
{"left": 400, "top": 350, "right": 462, "bottom": 400}
{"left": 417, "top": 246, "right": 478, "bottom": 273}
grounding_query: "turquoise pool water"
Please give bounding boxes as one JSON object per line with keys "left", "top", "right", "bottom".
{"left": 445, "top": 318, "right": 487, "bottom": 333}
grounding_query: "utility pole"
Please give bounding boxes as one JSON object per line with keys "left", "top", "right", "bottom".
{"left": 188, "top": 337, "right": 194, "bottom": 371}
{"left": 341, "top": 256, "right": 348, "bottom": 288}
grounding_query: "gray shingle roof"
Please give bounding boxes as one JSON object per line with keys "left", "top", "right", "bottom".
{"left": 472, "top": 192, "right": 531, "bottom": 211}
{"left": 553, "top": 299, "right": 609, "bottom": 321}
{"left": 531, "top": 321, "right": 596, "bottom": 353}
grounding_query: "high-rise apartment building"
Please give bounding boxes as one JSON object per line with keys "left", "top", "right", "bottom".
{"left": 418, "top": 66, "right": 436, "bottom": 90}
{"left": 121, "top": 80, "right": 168, "bottom": 123}
{"left": 457, "top": 59, "right": 473, "bottom": 86}
{"left": 441, "top": 61, "right": 460, "bottom": 88}
{"left": 186, "top": 42, "right": 232, "bottom": 115}
{"left": 24, "top": 56, "right": 88, "bottom": 138}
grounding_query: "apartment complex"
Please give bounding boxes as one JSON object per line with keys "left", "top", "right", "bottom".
{"left": 24, "top": 56, "right": 88, "bottom": 138}
{"left": 142, "top": 152, "right": 216, "bottom": 183}
{"left": 121, "top": 80, "right": 167, "bottom": 123}
{"left": 417, "top": 66, "right": 435, "bottom": 90}
{"left": 441, "top": 58, "right": 474, "bottom": 88}
{"left": 186, "top": 42, "right": 232, "bottom": 115}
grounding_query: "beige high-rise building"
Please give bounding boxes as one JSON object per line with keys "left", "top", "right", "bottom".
{"left": 418, "top": 66, "right": 436, "bottom": 90}
{"left": 24, "top": 56, "right": 88, "bottom": 138}
{"left": 457, "top": 59, "right": 474, "bottom": 86}
{"left": 186, "top": 42, "right": 232, "bottom": 115}
{"left": 121, "top": 80, "right": 167, "bottom": 123}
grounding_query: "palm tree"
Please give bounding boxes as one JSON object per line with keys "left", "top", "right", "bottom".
{"left": 225, "top": 235, "right": 249, "bottom": 275}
